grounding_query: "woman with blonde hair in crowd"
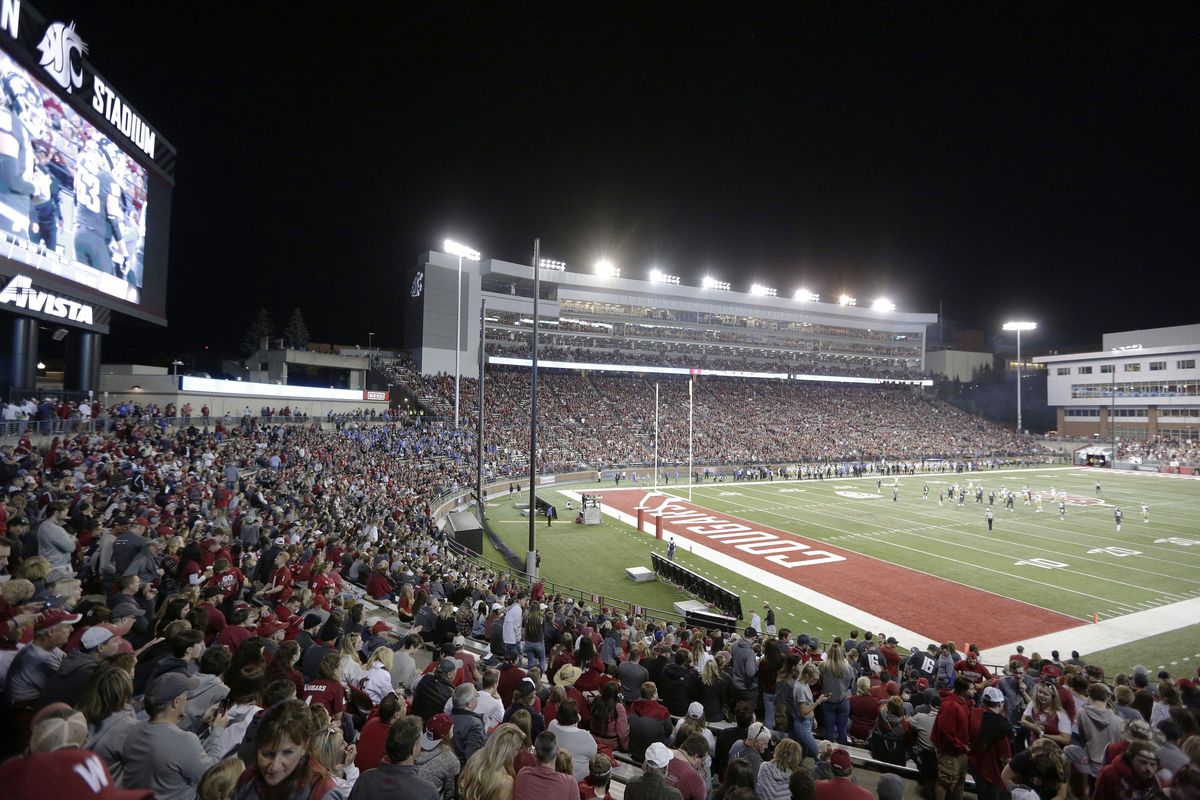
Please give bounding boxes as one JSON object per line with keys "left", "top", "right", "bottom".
{"left": 458, "top": 722, "right": 525, "bottom": 800}
{"left": 337, "top": 631, "right": 365, "bottom": 685}
{"left": 359, "top": 645, "right": 395, "bottom": 705}
{"left": 311, "top": 726, "right": 359, "bottom": 795}
{"left": 691, "top": 635, "right": 714, "bottom": 673}
{"left": 198, "top": 757, "right": 245, "bottom": 800}
{"left": 756, "top": 738, "right": 806, "bottom": 800}
{"left": 819, "top": 643, "right": 856, "bottom": 744}
{"left": 848, "top": 676, "right": 879, "bottom": 741}
{"left": 1021, "top": 680, "right": 1072, "bottom": 746}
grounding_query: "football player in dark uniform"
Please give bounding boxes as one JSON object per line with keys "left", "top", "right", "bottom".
{"left": 73, "top": 136, "right": 128, "bottom": 275}
{"left": 0, "top": 72, "right": 51, "bottom": 240}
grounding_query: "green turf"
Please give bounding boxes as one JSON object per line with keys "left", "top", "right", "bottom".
{"left": 480, "top": 467, "right": 1200, "bottom": 667}
{"left": 1078, "top": 623, "right": 1200, "bottom": 678}
{"left": 482, "top": 489, "right": 858, "bottom": 640}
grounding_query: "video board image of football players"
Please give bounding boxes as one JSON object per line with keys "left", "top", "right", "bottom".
{"left": 73, "top": 134, "right": 128, "bottom": 276}
{"left": 0, "top": 70, "right": 52, "bottom": 241}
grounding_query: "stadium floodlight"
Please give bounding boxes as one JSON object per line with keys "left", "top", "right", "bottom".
{"left": 750, "top": 284, "right": 777, "bottom": 297}
{"left": 871, "top": 298, "right": 896, "bottom": 312}
{"left": 794, "top": 288, "right": 819, "bottom": 302}
{"left": 838, "top": 294, "right": 857, "bottom": 306}
{"left": 594, "top": 259, "right": 620, "bottom": 278}
{"left": 539, "top": 258, "right": 566, "bottom": 271}
{"left": 443, "top": 239, "right": 481, "bottom": 261}
{"left": 701, "top": 276, "right": 731, "bottom": 291}
{"left": 1002, "top": 320, "right": 1037, "bottom": 434}
{"left": 443, "top": 238, "right": 480, "bottom": 430}
{"left": 649, "top": 268, "right": 681, "bottom": 285}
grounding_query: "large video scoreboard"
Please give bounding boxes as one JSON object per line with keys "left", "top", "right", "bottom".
{"left": 0, "top": 0, "right": 174, "bottom": 331}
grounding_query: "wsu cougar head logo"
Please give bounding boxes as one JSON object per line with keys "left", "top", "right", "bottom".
{"left": 37, "top": 21, "right": 88, "bottom": 93}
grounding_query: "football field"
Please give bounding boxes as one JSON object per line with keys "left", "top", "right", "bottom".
{"left": 483, "top": 466, "right": 1200, "bottom": 674}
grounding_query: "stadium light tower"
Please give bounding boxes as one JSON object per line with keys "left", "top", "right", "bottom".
{"left": 594, "top": 259, "right": 620, "bottom": 278}
{"left": 444, "top": 238, "right": 481, "bottom": 428}
{"left": 871, "top": 298, "right": 896, "bottom": 312}
{"left": 1003, "top": 321, "right": 1037, "bottom": 433}
{"left": 794, "top": 288, "right": 819, "bottom": 302}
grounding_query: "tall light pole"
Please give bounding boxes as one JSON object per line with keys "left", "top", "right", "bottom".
{"left": 444, "top": 239, "right": 481, "bottom": 428}
{"left": 170, "top": 359, "right": 184, "bottom": 376}
{"left": 1003, "top": 321, "right": 1037, "bottom": 434}
{"left": 368, "top": 332, "right": 374, "bottom": 361}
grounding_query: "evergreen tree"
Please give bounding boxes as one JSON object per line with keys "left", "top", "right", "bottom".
{"left": 282, "top": 308, "right": 310, "bottom": 349}
{"left": 242, "top": 308, "right": 274, "bottom": 355}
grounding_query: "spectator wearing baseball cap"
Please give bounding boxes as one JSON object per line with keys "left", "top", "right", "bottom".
{"left": 28, "top": 702, "right": 88, "bottom": 752}
{"left": 122, "top": 671, "right": 227, "bottom": 800}
{"left": 4, "top": 608, "right": 81, "bottom": 705}
{"left": 414, "top": 711, "right": 459, "bottom": 799}
{"left": 37, "top": 620, "right": 122, "bottom": 708}
{"left": 727, "top": 721, "right": 772, "bottom": 782}
{"left": 0, "top": 748, "right": 152, "bottom": 800}
{"left": 626, "top": 742, "right": 683, "bottom": 800}
{"left": 969, "top": 686, "right": 1013, "bottom": 800}
{"left": 814, "top": 747, "right": 872, "bottom": 800}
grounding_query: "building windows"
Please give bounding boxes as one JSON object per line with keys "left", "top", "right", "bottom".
{"left": 1124, "top": 363, "right": 1141, "bottom": 372}
{"left": 1179, "top": 359, "right": 1196, "bottom": 370}
{"left": 1057, "top": 367, "right": 1071, "bottom": 376}
{"left": 1149, "top": 361, "right": 1166, "bottom": 371}
{"left": 1065, "top": 408, "right": 1099, "bottom": 417}
{"left": 1160, "top": 408, "right": 1200, "bottom": 418}
{"left": 1078, "top": 366, "right": 1092, "bottom": 374}
{"left": 1100, "top": 365, "right": 1115, "bottom": 374}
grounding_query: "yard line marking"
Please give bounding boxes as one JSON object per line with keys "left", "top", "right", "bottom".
{"left": 729, "top": 484, "right": 1164, "bottom": 605}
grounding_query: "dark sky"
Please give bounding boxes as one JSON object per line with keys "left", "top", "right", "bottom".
{"left": 40, "top": 1, "right": 1199, "bottom": 366}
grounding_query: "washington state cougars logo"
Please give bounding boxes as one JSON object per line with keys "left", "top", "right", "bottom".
{"left": 410, "top": 272, "right": 424, "bottom": 298}
{"left": 37, "top": 21, "right": 88, "bottom": 93}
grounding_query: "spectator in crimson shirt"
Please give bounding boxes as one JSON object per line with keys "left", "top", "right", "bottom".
{"left": 262, "top": 551, "right": 294, "bottom": 604}
{"left": 210, "top": 558, "right": 245, "bottom": 603}
{"left": 1091, "top": 740, "right": 1160, "bottom": 800}
{"left": 300, "top": 651, "right": 347, "bottom": 723}
{"left": 954, "top": 648, "right": 993, "bottom": 689}
{"left": 366, "top": 561, "right": 395, "bottom": 600}
{"left": 932, "top": 676, "right": 976, "bottom": 800}
{"left": 217, "top": 604, "right": 258, "bottom": 650}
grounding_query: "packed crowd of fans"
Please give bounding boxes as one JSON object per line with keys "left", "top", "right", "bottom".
{"left": 0, "top": 410, "right": 1193, "bottom": 800}
{"left": 1116, "top": 437, "right": 1200, "bottom": 467}
{"left": 426, "top": 369, "right": 1048, "bottom": 473}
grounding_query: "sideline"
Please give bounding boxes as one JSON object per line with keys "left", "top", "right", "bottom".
{"left": 977, "top": 598, "right": 1200, "bottom": 665}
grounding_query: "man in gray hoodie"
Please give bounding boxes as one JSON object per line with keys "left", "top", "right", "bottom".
{"left": 1065, "top": 683, "right": 1123, "bottom": 797}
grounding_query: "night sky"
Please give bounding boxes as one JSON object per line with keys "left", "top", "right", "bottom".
{"left": 40, "top": 2, "right": 1199, "bottom": 367}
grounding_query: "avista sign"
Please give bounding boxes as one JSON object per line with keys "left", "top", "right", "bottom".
{"left": 0, "top": 274, "right": 94, "bottom": 324}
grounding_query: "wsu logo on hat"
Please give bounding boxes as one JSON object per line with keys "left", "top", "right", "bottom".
{"left": 37, "top": 21, "right": 88, "bottom": 93}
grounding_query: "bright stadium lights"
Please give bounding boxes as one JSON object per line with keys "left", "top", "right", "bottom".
{"left": 871, "top": 298, "right": 896, "bottom": 312}
{"left": 702, "top": 276, "right": 731, "bottom": 291}
{"left": 1002, "top": 321, "right": 1037, "bottom": 434}
{"left": 443, "top": 239, "right": 481, "bottom": 261}
{"left": 750, "top": 284, "right": 777, "bottom": 298}
{"left": 539, "top": 258, "right": 566, "bottom": 271}
{"left": 649, "top": 268, "right": 680, "bottom": 285}
{"left": 794, "top": 288, "right": 819, "bottom": 302}
{"left": 443, "top": 237, "right": 480, "bottom": 429}
{"left": 838, "top": 294, "right": 857, "bottom": 306}
{"left": 594, "top": 259, "right": 620, "bottom": 278}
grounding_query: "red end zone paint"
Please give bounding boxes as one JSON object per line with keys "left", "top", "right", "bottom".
{"left": 599, "top": 490, "right": 1079, "bottom": 649}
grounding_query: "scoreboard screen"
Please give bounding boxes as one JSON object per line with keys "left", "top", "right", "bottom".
{"left": 0, "top": 2, "right": 174, "bottom": 327}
